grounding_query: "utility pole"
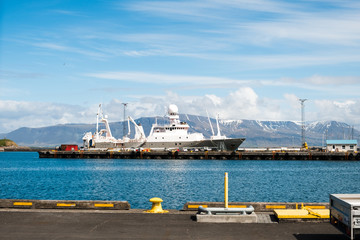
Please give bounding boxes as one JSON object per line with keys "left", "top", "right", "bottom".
{"left": 299, "top": 99, "right": 307, "bottom": 147}
{"left": 122, "top": 103, "right": 128, "bottom": 138}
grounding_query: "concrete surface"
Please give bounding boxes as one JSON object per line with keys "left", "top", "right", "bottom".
{"left": 196, "top": 212, "right": 257, "bottom": 223}
{"left": 0, "top": 209, "right": 349, "bottom": 240}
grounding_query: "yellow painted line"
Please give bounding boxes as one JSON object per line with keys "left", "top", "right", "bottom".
{"left": 304, "top": 205, "right": 326, "bottom": 209}
{"left": 188, "top": 205, "right": 208, "bottom": 209}
{"left": 57, "top": 203, "right": 76, "bottom": 207}
{"left": 229, "top": 205, "right": 247, "bottom": 208}
{"left": 13, "top": 202, "right": 32, "bottom": 206}
{"left": 266, "top": 205, "right": 286, "bottom": 209}
{"left": 94, "top": 203, "right": 114, "bottom": 208}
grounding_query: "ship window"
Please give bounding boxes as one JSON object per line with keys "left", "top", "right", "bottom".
{"left": 175, "top": 143, "right": 177, "bottom": 145}
{"left": 342, "top": 145, "right": 345, "bottom": 149}
{"left": 155, "top": 137, "right": 157, "bottom": 139}
{"left": 350, "top": 145, "right": 354, "bottom": 149}
{"left": 179, "top": 143, "right": 181, "bottom": 145}
{"left": 179, "top": 137, "right": 181, "bottom": 139}
{"left": 162, "top": 137, "right": 164, "bottom": 139}
{"left": 186, "top": 137, "right": 188, "bottom": 139}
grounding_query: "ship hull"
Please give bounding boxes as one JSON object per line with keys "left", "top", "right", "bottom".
{"left": 130, "top": 138, "right": 245, "bottom": 151}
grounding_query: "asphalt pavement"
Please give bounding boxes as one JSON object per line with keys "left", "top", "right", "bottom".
{"left": 0, "top": 209, "right": 348, "bottom": 240}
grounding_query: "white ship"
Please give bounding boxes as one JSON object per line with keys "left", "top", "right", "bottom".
{"left": 83, "top": 104, "right": 245, "bottom": 151}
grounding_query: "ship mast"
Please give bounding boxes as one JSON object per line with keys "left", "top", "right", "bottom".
{"left": 299, "top": 99, "right": 307, "bottom": 147}
{"left": 207, "top": 110, "right": 215, "bottom": 136}
{"left": 95, "top": 104, "right": 101, "bottom": 139}
{"left": 216, "top": 114, "right": 221, "bottom": 137}
{"left": 122, "top": 103, "right": 128, "bottom": 138}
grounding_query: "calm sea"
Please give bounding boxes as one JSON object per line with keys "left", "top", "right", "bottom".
{"left": 0, "top": 152, "right": 359, "bottom": 209}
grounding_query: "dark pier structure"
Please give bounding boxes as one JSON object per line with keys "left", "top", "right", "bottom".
{"left": 38, "top": 150, "right": 360, "bottom": 161}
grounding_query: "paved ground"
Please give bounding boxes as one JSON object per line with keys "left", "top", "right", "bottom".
{"left": 0, "top": 209, "right": 349, "bottom": 240}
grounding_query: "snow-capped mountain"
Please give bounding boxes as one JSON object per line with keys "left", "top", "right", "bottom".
{"left": 0, "top": 114, "right": 358, "bottom": 147}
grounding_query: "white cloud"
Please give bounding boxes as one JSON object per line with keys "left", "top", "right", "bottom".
{"left": 50, "top": 9, "right": 84, "bottom": 17}
{"left": 125, "top": 0, "right": 297, "bottom": 20}
{"left": 245, "top": 14, "right": 360, "bottom": 46}
{"left": 102, "top": 88, "right": 287, "bottom": 122}
{"left": 312, "top": 99, "right": 360, "bottom": 124}
{"left": 0, "top": 100, "right": 96, "bottom": 133}
{"left": 304, "top": 75, "right": 360, "bottom": 85}
{"left": 284, "top": 93, "right": 299, "bottom": 105}
{"left": 204, "top": 94, "right": 222, "bottom": 106}
{"left": 32, "top": 42, "right": 107, "bottom": 58}
{"left": 125, "top": 0, "right": 360, "bottom": 47}
{"left": 1, "top": 88, "right": 360, "bottom": 133}
{"left": 85, "top": 71, "right": 243, "bottom": 86}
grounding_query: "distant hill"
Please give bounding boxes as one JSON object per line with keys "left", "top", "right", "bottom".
{"left": 0, "top": 114, "right": 358, "bottom": 147}
{"left": 0, "top": 139, "right": 18, "bottom": 147}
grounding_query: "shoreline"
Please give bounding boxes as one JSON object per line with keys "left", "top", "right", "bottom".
{"left": 1, "top": 147, "right": 52, "bottom": 152}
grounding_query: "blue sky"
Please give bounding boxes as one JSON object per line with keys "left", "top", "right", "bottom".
{"left": 1, "top": 0, "right": 360, "bottom": 133}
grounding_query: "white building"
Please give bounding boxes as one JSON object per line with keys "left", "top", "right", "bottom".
{"left": 326, "top": 140, "right": 358, "bottom": 152}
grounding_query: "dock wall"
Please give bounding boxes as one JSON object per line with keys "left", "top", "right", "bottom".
{"left": 183, "top": 202, "right": 329, "bottom": 212}
{"left": 0, "top": 199, "right": 130, "bottom": 210}
{"left": 39, "top": 150, "right": 360, "bottom": 161}
{"left": 0, "top": 199, "right": 328, "bottom": 212}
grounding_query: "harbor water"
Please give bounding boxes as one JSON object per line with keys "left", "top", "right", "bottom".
{"left": 0, "top": 152, "right": 359, "bottom": 209}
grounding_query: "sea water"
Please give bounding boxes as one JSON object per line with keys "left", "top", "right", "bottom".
{"left": 0, "top": 152, "right": 359, "bottom": 209}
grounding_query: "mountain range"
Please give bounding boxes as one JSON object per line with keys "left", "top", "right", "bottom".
{"left": 0, "top": 114, "right": 359, "bottom": 148}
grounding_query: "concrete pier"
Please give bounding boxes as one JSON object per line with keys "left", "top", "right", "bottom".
{"left": 38, "top": 150, "right": 360, "bottom": 160}
{"left": 0, "top": 208, "right": 348, "bottom": 239}
{"left": 0, "top": 198, "right": 348, "bottom": 239}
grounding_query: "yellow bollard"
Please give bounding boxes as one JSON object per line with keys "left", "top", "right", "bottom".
{"left": 224, "top": 172, "right": 228, "bottom": 208}
{"left": 144, "top": 197, "right": 169, "bottom": 213}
